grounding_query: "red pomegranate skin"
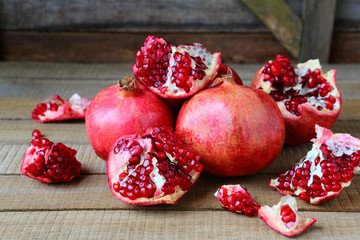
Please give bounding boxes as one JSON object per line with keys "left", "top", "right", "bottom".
{"left": 176, "top": 77, "right": 285, "bottom": 176}
{"left": 86, "top": 80, "right": 175, "bottom": 160}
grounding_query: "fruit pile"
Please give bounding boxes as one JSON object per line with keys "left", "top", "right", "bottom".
{"left": 23, "top": 35, "right": 360, "bottom": 237}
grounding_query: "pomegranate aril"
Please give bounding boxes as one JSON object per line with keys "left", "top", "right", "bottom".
{"left": 214, "top": 185, "right": 260, "bottom": 216}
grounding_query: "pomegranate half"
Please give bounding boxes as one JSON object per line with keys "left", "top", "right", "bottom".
{"left": 133, "top": 35, "right": 222, "bottom": 99}
{"left": 251, "top": 55, "right": 341, "bottom": 145}
{"left": 107, "top": 126, "right": 203, "bottom": 205}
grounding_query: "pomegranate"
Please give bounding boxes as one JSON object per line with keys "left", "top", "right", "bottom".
{"left": 259, "top": 196, "right": 317, "bottom": 237}
{"left": 270, "top": 125, "right": 360, "bottom": 204}
{"left": 251, "top": 54, "right": 341, "bottom": 145}
{"left": 31, "top": 93, "right": 91, "bottom": 123}
{"left": 107, "top": 126, "right": 203, "bottom": 205}
{"left": 85, "top": 77, "right": 175, "bottom": 160}
{"left": 21, "top": 130, "right": 81, "bottom": 183}
{"left": 215, "top": 63, "right": 243, "bottom": 85}
{"left": 214, "top": 184, "right": 260, "bottom": 216}
{"left": 133, "top": 35, "right": 222, "bottom": 99}
{"left": 175, "top": 75, "right": 285, "bottom": 177}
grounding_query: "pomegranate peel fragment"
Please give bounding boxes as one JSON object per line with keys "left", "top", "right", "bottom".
{"left": 31, "top": 93, "right": 91, "bottom": 123}
{"left": 270, "top": 125, "right": 360, "bottom": 204}
{"left": 258, "top": 196, "right": 316, "bottom": 237}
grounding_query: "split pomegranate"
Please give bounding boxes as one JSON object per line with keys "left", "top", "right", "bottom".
{"left": 176, "top": 75, "right": 285, "bottom": 176}
{"left": 251, "top": 54, "right": 341, "bottom": 145}
{"left": 259, "top": 196, "right": 317, "bottom": 237}
{"left": 20, "top": 130, "right": 81, "bottom": 183}
{"left": 270, "top": 125, "right": 360, "bottom": 204}
{"left": 31, "top": 93, "right": 91, "bottom": 123}
{"left": 107, "top": 126, "right": 203, "bottom": 205}
{"left": 133, "top": 35, "right": 222, "bottom": 99}
{"left": 214, "top": 184, "right": 260, "bottom": 216}
{"left": 85, "top": 77, "right": 174, "bottom": 160}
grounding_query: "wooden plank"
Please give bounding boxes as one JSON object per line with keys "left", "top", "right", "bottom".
{"left": 330, "top": 32, "right": 360, "bottom": 63}
{"left": 2, "top": 0, "right": 360, "bottom": 33}
{"left": 1, "top": 62, "right": 360, "bottom": 81}
{"left": 299, "top": 0, "right": 337, "bottom": 62}
{"left": 0, "top": 0, "right": 301, "bottom": 33}
{"left": 242, "top": 0, "right": 302, "bottom": 58}
{"left": 0, "top": 32, "right": 291, "bottom": 63}
{"left": 1, "top": 174, "right": 360, "bottom": 212}
{"left": 0, "top": 210, "right": 360, "bottom": 239}
{"left": 0, "top": 62, "right": 133, "bottom": 79}
{"left": 1, "top": 97, "right": 359, "bottom": 121}
{"left": 1, "top": 31, "right": 360, "bottom": 63}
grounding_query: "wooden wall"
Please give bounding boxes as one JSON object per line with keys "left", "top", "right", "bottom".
{"left": 0, "top": 0, "right": 359, "bottom": 63}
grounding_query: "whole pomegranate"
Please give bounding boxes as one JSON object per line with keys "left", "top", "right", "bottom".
{"left": 270, "top": 125, "right": 360, "bottom": 204}
{"left": 251, "top": 54, "right": 341, "bottom": 145}
{"left": 107, "top": 126, "right": 203, "bottom": 205}
{"left": 85, "top": 77, "right": 175, "bottom": 160}
{"left": 175, "top": 75, "right": 285, "bottom": 177}
{"left": 133, "top": 35, "right": 222, "bottom": 99}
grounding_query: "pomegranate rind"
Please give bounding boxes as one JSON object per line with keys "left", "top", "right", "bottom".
{"left": 176, "top": 77, "right": 285, "bottom": 177}
{"left": 252, "top": 59, "right": 341, "bottom": 146}
{"left": 270, "top": 125, "right": 360, "bottom": 204}
{"left": 133, "top": 36, "right": 222, "bottom": 99}
{"left": 107, "top": 127, "right": 203, "bottom": 205}
{"left": 258, "top": 196, "right": 316, "bottom": 237}
{"left": 214, "top": 184, "right": 260, "bottom": 216}
{"left": 31, "top": 93, "right": 91, "bottom": 123}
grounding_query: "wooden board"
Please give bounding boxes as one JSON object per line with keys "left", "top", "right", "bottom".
{"left": 1, "top": 62, "right": 360, "bottom": 239}
{"left": 2, "top": 0, "right": 360, "bottom": 33}
{"left": 1, "top": 31, "right": 360, "bottom": 63}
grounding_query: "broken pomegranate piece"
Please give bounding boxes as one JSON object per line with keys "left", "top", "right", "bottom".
{"left": 214, "top": 184, "right": 260, "bottom": 216}
{"left": 133, "top": 35, "right": 222, "bottom": 99}
{"left": 107, "top": 126, "right": 203, "bottom": 205}
{"left": 251, "top": 54, "right": 341, "bottom": 145}
{"left": 21, "top": 130, "right": 81, "bottom": 183}
{"left": 31, "top": 93, "right": 91, "bottom": 123}
{"left": 270, "top": 125, "right": 360, "bottom": 204}
{"left": 259, "top": 196, "right": 317, "bottom": 237}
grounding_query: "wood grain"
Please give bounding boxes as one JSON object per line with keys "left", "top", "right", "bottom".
{"left": 1, "top": 31, "right": 360, "bottom": 63}
{"left": 1, "top": 174, "right": 360, "bottom": 212}
{"left": 1, "top": 210, "right": 360, "bottom": 239}
{"left": 242, "top": 0, "right": 302, "bottom": 58}
{"left": 299, "top": 0, "right": 337, "bottom": 62}
{"left": 1, "top": 0, "right": 359, "bottom": 33}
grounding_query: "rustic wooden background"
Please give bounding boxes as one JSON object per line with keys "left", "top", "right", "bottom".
{"left": 0, "top": 0, "right": 359, "bottom": 63}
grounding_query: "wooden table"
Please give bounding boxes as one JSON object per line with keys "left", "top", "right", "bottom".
{"left": 1, "top": 62, "right": 360, "bottom": 239}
